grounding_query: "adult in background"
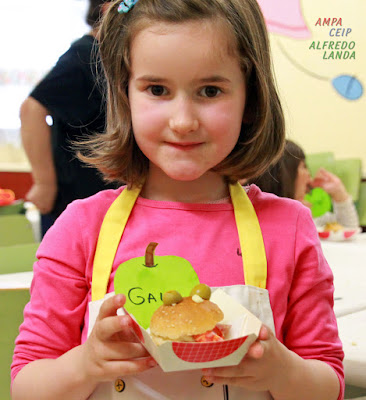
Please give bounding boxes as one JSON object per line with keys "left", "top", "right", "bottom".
{"left": 20, "top": 0, "right": 115, "bottom": 237}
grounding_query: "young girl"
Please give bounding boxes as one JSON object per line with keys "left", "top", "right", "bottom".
{"left": 250, "top": 139, "right": 359, "bottom": 229}
{"left": 11, "top": 0, "right": 344, "bottom": 399}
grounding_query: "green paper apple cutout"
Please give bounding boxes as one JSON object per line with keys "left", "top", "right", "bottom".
{"left": 114, "top": 242, "right": 199, "bottom": 328}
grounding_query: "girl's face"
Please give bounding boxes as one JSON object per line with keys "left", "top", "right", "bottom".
{"left": 294, "top": 160, "right": 312, "bottom": 201}
{"left": 128, "top": 20, "right": 246, "bottom": 183}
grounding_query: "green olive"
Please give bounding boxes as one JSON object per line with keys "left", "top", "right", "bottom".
{"left": 190, "top": 283, "right": 211, "bottom": 300}
{"left": 162, "top": 290, "right": 183, "bottom": 306}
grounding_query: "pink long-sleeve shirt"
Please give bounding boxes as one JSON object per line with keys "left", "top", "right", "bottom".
{"left": 12, "top": 185, "right": 344, "bottom": 398}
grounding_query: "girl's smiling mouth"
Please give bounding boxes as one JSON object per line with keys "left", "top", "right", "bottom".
{"left": 165, "top": 142, "right": 204, "bottom": 150}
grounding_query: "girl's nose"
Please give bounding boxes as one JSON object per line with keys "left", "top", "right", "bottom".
{"left": 169, "top": 97, "right": 199, "bottom": 134}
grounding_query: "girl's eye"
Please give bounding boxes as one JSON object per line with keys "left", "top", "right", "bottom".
{"left": 201, "top": 86, "right": 221, "bottom": 98}
{"left": 148, "top": 85, "right": 167, "bottom": 96}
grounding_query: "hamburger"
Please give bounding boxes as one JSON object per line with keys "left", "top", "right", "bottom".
{"left": 149, "top": 284, "right": 225, "bottom": 345}
{"left": 324, "top": 222, "right": 344, "bottom": 232}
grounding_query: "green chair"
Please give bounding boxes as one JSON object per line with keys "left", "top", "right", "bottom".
{"left": 356, "top": 181, "right": 366, "bottom": 228}
{"left": 332, "top": 158, "right": 362, "bottom": 202}
{"left": 0, "top": 243, "right": 39, "bottom": 274}
{"left": 0, "top": 240, "right": 37, "bottom": 398}
{"left": 307, "top": 154, "right": 362, "bottom": 202}
{"left": 0, "top": 215, "right": 36, "bottom": 246}
{"left": 0, "top": 289, "right": 30, "bottom": 400}
{"left": 0, "top": 200, "right": 25, "bottom": 216}
{"left": 306, "top": 152, "right": 335, "bottom": 177}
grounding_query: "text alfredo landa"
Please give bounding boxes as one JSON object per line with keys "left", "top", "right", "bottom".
{"left": 309, "top": 18, "right": 355, "bottom": 60}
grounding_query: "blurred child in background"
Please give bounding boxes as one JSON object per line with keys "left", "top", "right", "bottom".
{"left": 250, "top": 139, "right": 359, "bottom": 228}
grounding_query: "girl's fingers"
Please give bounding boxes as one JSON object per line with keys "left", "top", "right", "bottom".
{"left": 101, "top": 341, "right": 152, "bottom": 361}
{"left": 96, "top": 314, "right": 134, "bottom": 342}
{"left": 257, "top": 325, "right": 269, "bottom": 340}
{"left": 312, "top": 178, "right": 324, "bottom": 187}
{"left": 202, "top": 355, "right": 256, "bottom": 378}
{"left": 201, "top": 325, "right": 272, "bottom": 378}
{"left": 202, "top": 356, "right": 260, "bottom": 379}
{"left": 97, "top": 294, "right": 126, "bottom": 321}
{"left": 244, "top": 325, "right": 268, "bottom": 359}
{"left": 246, "top": 341, "right": 264, "bottom": 359}
{"left": 107, "top": 357, "right": 157, "bottom": 377}
{"left": 202, "top": 362, "right": 249, "bottom": 379}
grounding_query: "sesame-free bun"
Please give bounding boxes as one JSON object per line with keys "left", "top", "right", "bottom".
{"left": 150, "top": 297, "right": 224, "bottom": 344}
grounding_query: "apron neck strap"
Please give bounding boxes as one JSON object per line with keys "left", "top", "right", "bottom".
{"left": 229, "top": 182, "right": 267, "bottom": 289}
{"left": 91, "top": 185, "right": 142, "bottom": 301}
{"left": 91, "top": 182, "right": 267, "bottom": 301}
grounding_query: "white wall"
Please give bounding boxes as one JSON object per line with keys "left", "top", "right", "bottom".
{"left": 0, "top": 0, "right": 89, "bottom": 170}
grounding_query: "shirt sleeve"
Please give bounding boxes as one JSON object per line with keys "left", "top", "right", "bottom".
{"left": 313, "top": 197, "right": 359, "bottom": 229}
{"left": 283, "top": 208, "right": 345, "bottom": 400}
{"left": 30, "top": 40, "right": 102, "bottom": 125}
{"left": 11, "top": 201, "right": 91, "bottom": 383}
{"left": 332, "top": 197, "right": 360, "bottom": 228}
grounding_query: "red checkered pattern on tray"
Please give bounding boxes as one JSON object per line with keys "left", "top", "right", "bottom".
{"left": 172, "top": 336, "right": 248, "bottom": 362}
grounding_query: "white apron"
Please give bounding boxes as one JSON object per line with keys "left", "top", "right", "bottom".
{"left": 88, "top": 182, "right": 274, "bottom": 399}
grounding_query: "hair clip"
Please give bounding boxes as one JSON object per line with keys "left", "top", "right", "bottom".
{"left": 118, "top": 0, "right": 139, "bottom": 13}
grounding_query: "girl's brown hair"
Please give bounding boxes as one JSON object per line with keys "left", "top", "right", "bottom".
{"left": 249, "top": 140, "right": 306, "bottom": 199}
{"left": 79, "top": 0, "right": 285, "bottom": 187}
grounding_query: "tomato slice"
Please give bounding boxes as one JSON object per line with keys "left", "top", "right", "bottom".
{"left": 193, "top": 326, "right": 224, "bottom": 342}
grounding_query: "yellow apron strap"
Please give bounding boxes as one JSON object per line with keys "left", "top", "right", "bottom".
{"left": 229, "top": 182, "right": 267, "bottom": 289}
{"left": 92, "top": 182, "right": 267, "bottom": 301}
{"left": 91, "top": 186, "right": 142, "bottom": 301}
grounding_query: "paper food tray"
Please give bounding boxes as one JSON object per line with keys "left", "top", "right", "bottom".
{"left": 126, "top": 289, "right": 262, "bottom": 372}
{"left": 317, "top": 226, "right": 361, "bottom": 241}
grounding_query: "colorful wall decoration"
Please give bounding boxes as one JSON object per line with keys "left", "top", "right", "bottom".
{"left": 257, "top": 0, "right": 366, "bottom": 172}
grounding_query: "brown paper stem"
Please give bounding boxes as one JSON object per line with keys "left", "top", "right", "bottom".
{"left": 145, "top": 242, "right": 158, "bottom": 267}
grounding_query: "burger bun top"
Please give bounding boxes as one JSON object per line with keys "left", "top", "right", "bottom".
{"left": 150, "top": 297, "right": 224, "bottom": 340}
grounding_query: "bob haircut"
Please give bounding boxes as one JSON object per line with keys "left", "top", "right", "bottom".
{"left": 250, "top": 140, "right": 306, "bottom": 199}
{"left": 79, "top": 0, "right": 285, "bottom": 187}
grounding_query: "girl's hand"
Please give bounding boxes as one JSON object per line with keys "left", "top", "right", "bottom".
{"left": 311, "top": 168, "right": 349, "bottom": 202}
{"left": 202, "top": 325, "right": 292, "bottom": 395}
{"left": 81, "top": 294, "right": 157, "bottom": 385}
